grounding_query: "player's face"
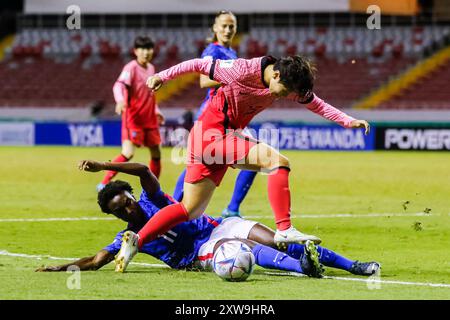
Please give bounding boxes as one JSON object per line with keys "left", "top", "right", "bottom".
{"left": 269, "top": 71, "right": 290, "bottom": 98}
{"left": 134, "top": 47, "right": 154, "bottom": 65}
{"left": 108, "top": 191, "right": 141, "bottom": 223}
{"left": 213, "top": 14, "right": 237, "bottom": 47}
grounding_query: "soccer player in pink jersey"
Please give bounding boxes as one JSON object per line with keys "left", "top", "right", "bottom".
{"left": 97, "top": 36, "right": 164, "bottom": 192}
{"left": 114, "top": 54, "right": 370, "bottom": 272}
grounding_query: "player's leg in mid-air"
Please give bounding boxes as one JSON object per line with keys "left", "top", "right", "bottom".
{"left": 175, "top": 160, "right": 258, "bottom": 214}
{"left": 234, "top": 141, "right": 321, "bottom": 245}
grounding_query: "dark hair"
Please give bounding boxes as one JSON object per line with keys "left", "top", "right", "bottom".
{"left": 273, "top": 55, "right": 316, "bottom": 99}
{"left": 134, "top": 36, "right": 154, "bottom": 49}
{"left": 97, "top": 180, "right": 133, "bottom": 214}
{"left": 207, "top": 10, "right": 237, "bottom": 43}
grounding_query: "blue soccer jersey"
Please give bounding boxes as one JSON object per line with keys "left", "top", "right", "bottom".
{"left": 103, "top": 188, "right": 222, "bottom": 269}
{"left": 195, "top": 42, "right": 237, "bottom": 119}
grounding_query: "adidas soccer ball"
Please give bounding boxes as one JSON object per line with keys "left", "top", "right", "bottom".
{"left": 212, "top": 240, "right": 255, "bottom": 282}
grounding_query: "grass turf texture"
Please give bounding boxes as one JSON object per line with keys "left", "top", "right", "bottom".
{"left": 0, "top": 146, "right": 449, "bottom": 299}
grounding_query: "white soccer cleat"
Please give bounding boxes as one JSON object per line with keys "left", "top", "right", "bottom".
{"left": 115, "top": 230, "right": 139, "bottom": 273}
{"left": 274, "top": 226, "right": 322, "bottom": 245}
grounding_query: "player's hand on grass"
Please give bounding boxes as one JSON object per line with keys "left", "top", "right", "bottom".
{"left": 78, "top": 160, "right": 104, "bottom": 172}
{"left": 115, "top": 102, "right": 126, "bottom": 115}
{"left": 35, "top": 265, "right": 61, "bottom": 272}
{"left": 350, "top": 120, "right": 370, "bottom": 135}
{"left": 146, "top": 75, "right": 163, "bottom": 91}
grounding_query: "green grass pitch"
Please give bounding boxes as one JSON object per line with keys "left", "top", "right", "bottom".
{"left": 0, "top": 146, "right": 449, "bottom": 299}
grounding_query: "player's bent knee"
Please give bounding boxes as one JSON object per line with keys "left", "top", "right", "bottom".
{"left": 265, "top": 155, "right": 289, "bottom": 171}
{"left": 277, "top": 155, "right": 290, "bottom": 168}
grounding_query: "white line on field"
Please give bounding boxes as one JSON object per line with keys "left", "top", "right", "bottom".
{"left": 263, "top": 272, "right": 450, "bottom": 288}
{"left": 1, "top": 249, "right": 449, "bottom": 289}
{"left": 0, "top": 212, "right": 443, "bottom": 223}
{"left": 244, "top": 212, "right": 443, "bottom": 219}
{"left": 0, "top": 250, "right": 169, "bottom": 268}
{"left": 0, "top": 217, "right": 116, "bottom": 222}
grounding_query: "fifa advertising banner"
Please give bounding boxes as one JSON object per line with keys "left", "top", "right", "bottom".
{"left": 376, "top": 125, "right": 450, "bottom": 151}
{"left": 31, "top": 121, "right": 375, "bottom": 151}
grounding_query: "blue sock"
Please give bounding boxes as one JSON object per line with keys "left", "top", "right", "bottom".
{"left": 252, "top": 244, "right": 303, "bottom": 273}
{"left": 287, "top": 244, "right": 355, "bottom": 271}
{"left": 173, "top": 169, "right": 186, "bottom": 202}
{"left": 227, "top": 170, "right": 257, "bottom": 212}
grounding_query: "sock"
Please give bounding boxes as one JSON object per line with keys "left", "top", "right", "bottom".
{"left": 252, "top": 244, "right": 303, "bottom": 273}
{"left": 137, "top": 202, "right": 189, "bottom": 248}
{"left": 287, "top": 243, "right": 355, "bottom": 271}
{"left": 173, "top": 169, "right": 187, "bottom": 202}
{"left": 150, "top": 158, "right": 161, "bottom": 178}
{"left": 227, "top": 170, "right": 257, "bottom": 212}
{"left": 101, "top": 154, "right": 129, "bottom": 184}
{"left": 267, "top": 167, "right": 291, "bottom": 231}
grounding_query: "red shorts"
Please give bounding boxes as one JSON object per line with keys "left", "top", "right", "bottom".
{"left": 185, "top": 107, "right": 258, "bottom": 186}
{"left": 122, "top": 123, "right": 161, "bottom": 147}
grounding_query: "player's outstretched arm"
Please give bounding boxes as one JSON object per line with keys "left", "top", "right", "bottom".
{"left": 146, "top": 58, "right": 214, "bottom": 92}
{"left": 78, "top": 160, "right": 160, "bottom": 196}
{"left": 297, "top": 93, "right": 370, "bottom": 135}
{"left": 35, "top": 250, "right": 114, "bottom": 272}
{"left": 349, "top": 119, "right": 370, "bottom": 135}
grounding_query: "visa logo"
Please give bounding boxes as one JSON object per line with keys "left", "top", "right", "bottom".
{"left": 68, "top": 124, "right": 104, "bottom": 146}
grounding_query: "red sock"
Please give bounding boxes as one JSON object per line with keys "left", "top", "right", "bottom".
{"left": 150, "top": 158, "right": 161, "bottom": 178}
{"left": 137, "top": 202, "right": 189, "bottom": 248}
{"left": 267, "top": 167, "right": 292, "bottom": 231}
{"left": 101, "top": 154, "right": 129, "bottom": 184}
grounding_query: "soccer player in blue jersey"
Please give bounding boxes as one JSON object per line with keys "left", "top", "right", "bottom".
{"left": 36, "top": 160, "right": 380, "bottom": 278}
{"left": 172, "top": 10, "right": 258, "bottom": 219}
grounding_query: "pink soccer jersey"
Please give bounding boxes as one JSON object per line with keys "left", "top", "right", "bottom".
{"left": 156, "top": 57, "right": 356, "bottom": 129}
{"left": 113, "top": 60, "right": 158, "bottom": 129}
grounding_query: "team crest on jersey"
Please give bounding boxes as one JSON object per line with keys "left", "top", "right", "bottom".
{"left": 219, "top": 60, "right": 234, "bottom": 68}
{"left": 119, "top": 70, "right": 130, "bottom": 80}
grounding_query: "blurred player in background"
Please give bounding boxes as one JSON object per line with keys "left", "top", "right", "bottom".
{"left": 97, "top": 36, "right": 165, "bottom": 192}
{"left": 36, "top": 160, "right": 380, "bottom": 279}
{"left": 173, "top": 10, "right": 258, "bottom": 219}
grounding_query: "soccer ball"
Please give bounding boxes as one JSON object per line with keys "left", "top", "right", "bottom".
{"left": 212, "top": 240, "right": 255, "bottom": 282}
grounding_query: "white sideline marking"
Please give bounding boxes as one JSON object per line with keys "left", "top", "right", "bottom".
{"left": 0, "top": 212, "right": 442, "bottom": 223}
{"left": 1, "top": 249, "right": 449, "bottom": 289}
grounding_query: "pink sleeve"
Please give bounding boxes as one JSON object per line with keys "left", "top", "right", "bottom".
{"left": 304, "top": 94, "right": 356, "bottom": 128}
{"left": 210, "top": 58, "right": 246, "bottom": 85}
{"left": 156, "top": 58, "right": 213, "bottom": 82}
{"left": 116, "top": 64, "right": 133, "bottom": 86}
{"left": 113, "top": 81, "right": 128, "bottom": 105}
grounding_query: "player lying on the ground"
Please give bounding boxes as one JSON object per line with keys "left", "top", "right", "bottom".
{"left": 36, "top": 161, "right": 380, "bottom": 278}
